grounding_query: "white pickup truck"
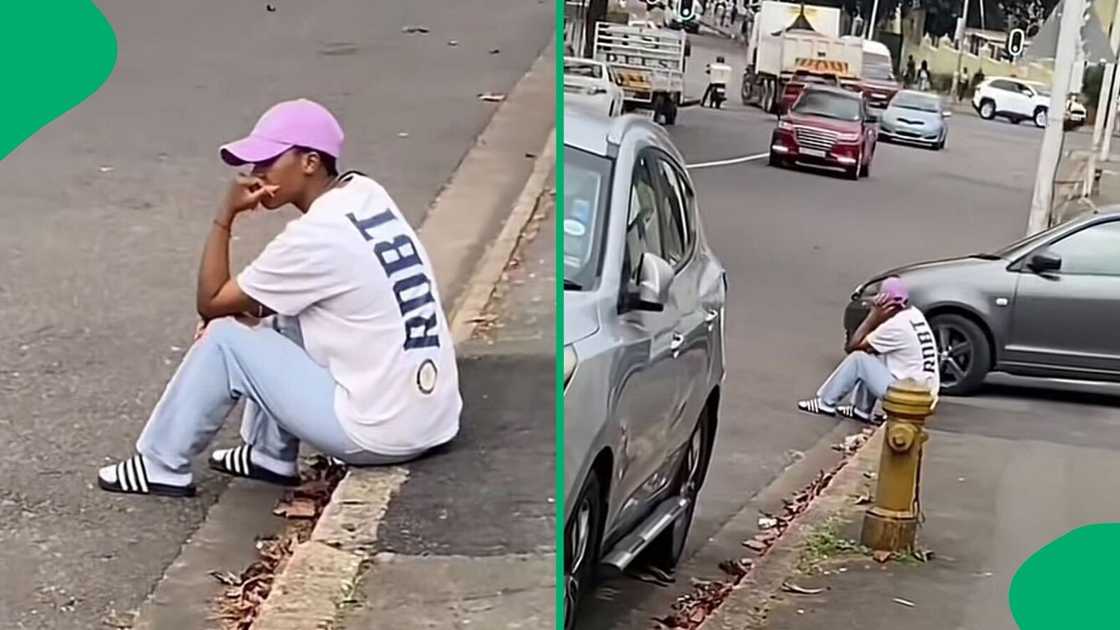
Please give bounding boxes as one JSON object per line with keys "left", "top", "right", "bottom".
{"left": 593, "top": 21, "right": 687, "bottom": 124}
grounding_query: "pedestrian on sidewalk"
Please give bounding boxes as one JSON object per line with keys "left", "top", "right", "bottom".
{"left": 957, "top": 67, "right": 970, "bottom": 102}
{"left": 98, "top": 99, "right": 462, "bottom": 497}
{"left": 904, "top": 55, "right": 916, "bottom": 88}
{"left": 917, "top": 60, "right": 931, "bottom": 92}
{"left": 797, "top": 277, "right": 939, "bottom": 423}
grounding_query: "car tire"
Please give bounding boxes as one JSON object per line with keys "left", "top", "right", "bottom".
{"left": 978, "top": 99, "right": 996, "bottom": 120}
{"left": 930, "top": 313, "right": 991, "bottom": 396}
{"left": 1034, "top": 107, "right": 1048, "bottom": 128}
{"left": 647, "top": 404, "right": 714, "bottom": 572}
{"left": 565, "top": 473, "right": 604, "bottom": 630}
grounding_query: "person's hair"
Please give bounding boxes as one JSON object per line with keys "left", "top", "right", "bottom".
{"left": 717, "top": 55, "right": 725, "bottom": 62}
{"left": 293, "top": 146, "right": 339, "bottom": 177}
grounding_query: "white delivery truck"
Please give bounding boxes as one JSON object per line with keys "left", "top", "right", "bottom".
{"left": 740, "top": 1, "right": 863, "bottom": 112}
{"left": 593, "top": 21, "right": 688, "bottom": 124}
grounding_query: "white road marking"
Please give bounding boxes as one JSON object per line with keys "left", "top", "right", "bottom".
{"left": 686, "top": 152, "right": 769, "bottom": 169}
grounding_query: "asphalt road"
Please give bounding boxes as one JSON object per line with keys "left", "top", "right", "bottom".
{"left": 578, "top": 31, "right": 1120, "bottom": 628}
{"left": 0, "top": 2, "right": 552, "bottom": 628}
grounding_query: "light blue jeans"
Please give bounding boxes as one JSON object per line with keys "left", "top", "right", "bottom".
{"left": 136, "top": 316, "right": 418, "bottom": 476}
{"left": 816, "top": 351, "right": 895, "bottom": 415}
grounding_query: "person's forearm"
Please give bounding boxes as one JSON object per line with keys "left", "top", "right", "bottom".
{"left": 196, "top": 210, "right": 235, "bottom": 320}
{"left": 846, "top": 310, "right": 885, "bottom": 353}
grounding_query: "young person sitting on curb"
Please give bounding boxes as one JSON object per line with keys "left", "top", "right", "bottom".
{"left": 797, "top": 276, "right": 939, "bottom": 423}
{"left": 98, "top": 99, "right": 462, "bottom": 497}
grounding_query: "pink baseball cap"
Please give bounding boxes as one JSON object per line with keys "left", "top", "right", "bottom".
{"left": 220, "top": 99, "right": 344, "bottom": 166}
{"left": 873, "top": 276, "right": 909, "bottom": 308}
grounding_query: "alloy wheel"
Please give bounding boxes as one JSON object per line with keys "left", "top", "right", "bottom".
{"left": 564, "top": 493, "right": 594, "bottom": 629}
{"left": 935, "top": 322, "right": 974, "bottom": 388}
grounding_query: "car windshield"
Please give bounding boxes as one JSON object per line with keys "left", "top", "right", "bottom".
{"left": 864, "top": 54, "right": 895, "bottom": 81}
{"left": 891, "top": 92, "right": 939, "bottom": 113}
{"left": 564, "top": 147, "right": 612, "bottom": 291}
{"left": 792, "top": 91, "right": 862, "bottom": 121}
{"left": 565, "top": 61, "right": 603, "bottom": 79}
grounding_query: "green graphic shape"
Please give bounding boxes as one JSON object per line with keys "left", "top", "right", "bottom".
{"left": 1009, "top": 523, "right": 1120, "bottom": 628}
{"left": 0, "top": 2, "right": 117, "bottom": 160}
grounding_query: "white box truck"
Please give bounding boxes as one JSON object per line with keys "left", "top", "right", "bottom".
{"left": 593, "top": 21, "right": 688, "bottom": 124}
{"left": 740, "top": 1, "right": 863, "bottom": 112}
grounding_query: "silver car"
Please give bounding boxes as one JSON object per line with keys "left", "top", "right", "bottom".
{"left": 844, "top": 211, "right": 1120, "bottom": 396}
{"left": 563, "top": 109, "right": 727, "bottom": 628}
{"left": 878, "top": 90, "right": 950, "bottom": 150}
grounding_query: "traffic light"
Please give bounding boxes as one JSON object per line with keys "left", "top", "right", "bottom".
{"left": 1007, "top": 28, "right": 1025, "bottom": 57}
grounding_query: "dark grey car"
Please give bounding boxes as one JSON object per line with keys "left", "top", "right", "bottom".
{"left": 844, "top": 211, "right": 1120, "bottom": 395}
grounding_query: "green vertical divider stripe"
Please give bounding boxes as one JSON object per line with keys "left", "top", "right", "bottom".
{"left": 554, "top": 0, "right": 566, "bottom": 627}
{"left": 0, "top": 2, "right": 118, "bottom": 160}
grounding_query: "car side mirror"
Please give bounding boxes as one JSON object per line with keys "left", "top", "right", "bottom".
{"left": 942, "top": 111, "right": 952, "bottom": 118}
{"left": 1027, "top": 250, "right": 1062, "bottom": 274}
{"left": 623, "top": 253, "right": 673, "bottom": 312}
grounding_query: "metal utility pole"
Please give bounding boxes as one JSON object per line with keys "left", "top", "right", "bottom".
{"left": 1101, "top": 0, "right": 1120, "bottom": 163}
{"left": 1085, "top": 2, "right": 1120, "bottom": 197}
{"left": 867, "top": 0, "right": 881, "bottom": 38}
{"left": 955, "top": 0, "right": 971, "bottom": 83}
{"left": 1028, "top": 0, "right": 1087, "bottom": 234}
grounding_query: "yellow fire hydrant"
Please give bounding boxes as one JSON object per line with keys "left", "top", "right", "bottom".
{"left": 860, "top": 378, "right": 934, "bottom": 552}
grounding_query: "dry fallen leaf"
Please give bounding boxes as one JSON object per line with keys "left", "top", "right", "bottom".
{"left": 209, "top": 570, "right": 241, "bottom": 586}
{"left": 401, "top": 25, "right": 430, "bottom": 33}
{"left": 893, "top": 597, "right": 916, "bottom": 608}
{"left": 273, "top": 497, "right": 318, "bottom": 519}
{"left": 782, "top": 581, "right": 825, "bottom": 595}
{"left": 478, "top": 92, "right": 506, "bottom": 102}
{"left": 872, "top": 550, "right": 892, "bottom": 563}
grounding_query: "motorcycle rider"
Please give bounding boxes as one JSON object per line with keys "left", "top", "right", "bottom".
{"left": 702, "top": 55, "right": 732, "bottom": 108}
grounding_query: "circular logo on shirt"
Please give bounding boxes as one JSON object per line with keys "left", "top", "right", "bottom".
{"left": 417, "top": 359, "right": 438, "bottom": 395}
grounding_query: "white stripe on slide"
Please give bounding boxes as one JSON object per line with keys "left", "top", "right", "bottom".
{"left": 225, "top": 449, "right": 234, "bottom": 474}
{"left": 125, "top": 458, "right": 139, "bottom": 493}
{"left": 135, "top": 456, "right": 149, "bottom": 493}
{"left": 117, "top": 462, "right": 129, "bottom": 492}
{"left": 240, "top": 446, "right": 250, "bottom": 476}
{"left": 686, "top": 153, "right": 769, "bottom": 169}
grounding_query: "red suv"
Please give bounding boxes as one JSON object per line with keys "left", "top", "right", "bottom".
{"left": 769, "top": 85, "right": 879, "bottom": 180}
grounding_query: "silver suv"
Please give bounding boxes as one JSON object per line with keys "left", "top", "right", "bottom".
{"left": 563, "top": 109, "right": 727, "bottom": 628}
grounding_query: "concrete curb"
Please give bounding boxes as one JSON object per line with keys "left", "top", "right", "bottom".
{"left": 251, "top": 117, "right": 556, "bottom": 630}
{"left": 700, "top": 424, "right": 885, "bottom": 630}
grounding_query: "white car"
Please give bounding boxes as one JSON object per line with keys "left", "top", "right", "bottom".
{"left": 972, "top": 77, "right": 1085, "bottom": 129}
{"left": 564, "top": 58, "right": 626, "bottom": 118}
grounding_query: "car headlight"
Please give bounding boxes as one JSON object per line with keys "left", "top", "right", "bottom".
{"left": 837, "top": 132, "right": 860, "bottom": 143}
{"left": 854, "top": 279, "right": 883, "bottom": 301}
{"left": 564, "top": 345, "right": 578, "bottom": 390}
{"left": 777, "top": 120, "right": 794, "bottom": 131}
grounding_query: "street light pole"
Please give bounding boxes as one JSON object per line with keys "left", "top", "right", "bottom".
{"left": 1085, "top": 2, "right": 1120, "bottom": 196}
{"left": 867, "top": 0, "right": 881, "bottom": 38}
{"left": 956, "top": 0, "right": 971, "bottom": 82}
{"left": 1029, "top": 0, "right": 1087, "bottom": 234}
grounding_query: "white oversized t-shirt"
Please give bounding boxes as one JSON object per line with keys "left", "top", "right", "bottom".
{"left": 867, "top": 306, "right": 941, "bottom": 400}
{"left": 238, "top": 173, "right": 461, "bottom": 456}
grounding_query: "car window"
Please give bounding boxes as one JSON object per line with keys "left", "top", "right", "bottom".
{"left": 624, "top": 154, "right": 664, "bottom": 286}
{"left": 991, "top": 80, "right": 1014, "bottom": 92}
{"left": 1046, "top": 220, "right": 1120, "bottom": 276}
{"left": 563, "top": 147, "right": 612, "bottom": 291}
{"left": 566, "top": 60, "right": 603, "bottom": 79}
{"left": 655, "top": 156, "right": 687, "bottom": 267}
{"left": 674, "top": 166, "right": 697, "bottom": 251}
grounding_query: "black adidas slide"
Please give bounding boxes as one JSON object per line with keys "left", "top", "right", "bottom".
{"left": 837, "top": 405, "right": 886, "bottom": 425}
{"left": 208, "top": 444, "right": 301, "bottom": 486}
{"left": 98, "top": 454, "right": 197, "bottom": 497}
{"left": 797, "top": 398, "right": 836, "bottom": 417}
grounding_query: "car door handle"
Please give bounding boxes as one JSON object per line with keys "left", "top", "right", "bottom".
{"left": 670, "top": 333, "right": 685, "bottom": 357}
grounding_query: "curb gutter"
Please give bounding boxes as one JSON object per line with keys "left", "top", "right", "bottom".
{"left": 700, "top": 424, "right": 886, "bottom": 630}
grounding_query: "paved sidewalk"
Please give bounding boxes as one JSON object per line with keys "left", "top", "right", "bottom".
{"left": 333, "top": 180, "right": 556, "bottom": 630}
{"left": 706, "top": 386, "right": 1120, "bottom": 630}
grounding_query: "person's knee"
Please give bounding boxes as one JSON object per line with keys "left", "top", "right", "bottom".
{"left": 202, "top": 316, "right": 251, "bottom": 346}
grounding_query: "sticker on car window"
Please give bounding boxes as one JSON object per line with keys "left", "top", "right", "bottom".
{"left": 564, "top": 219, "right": 587, "bottom": 238}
